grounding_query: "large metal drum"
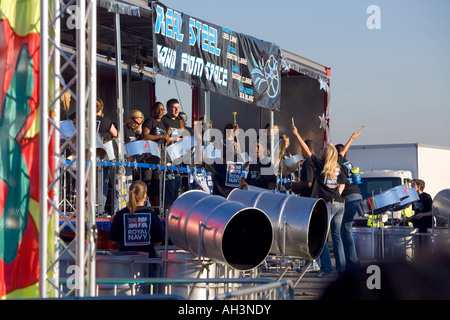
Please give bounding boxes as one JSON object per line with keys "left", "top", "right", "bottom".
{"left": 383, "top": 226, "right": 414, "bottom": 261}
{"left": 352, "top": 227, "right": 381, "bottom": 260}
{"left": 433, "top": 189, "right": 450, "bottom": 226}
{"left": 59, "top": 250, "right": 150, "bottom": 296}
{"left": 352, "top": 227, "right": 414, "bottom": 261}
{"left": 227, "top": 187, "right": 329, "bottom": 259}
{"left": 168, "top": 190, "right": 273, "bottom": 271}
{"left": 164, "top": 250, "right": 237, "bottom": 300}
{"left": 431, "top": 228, "right": 450, "bottom": 255}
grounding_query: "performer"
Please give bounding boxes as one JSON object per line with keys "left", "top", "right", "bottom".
{"left": 96, "top": 98, "right": 118, "bottom": 215}
{"left": 292, "top": 123, "right": 347, "bottom": 277}
{"left": 108, "top": 180, "right": 164, "bottom": 258}
{"left": 161, "top": 98, "right": 182, "bottom": 144}
{"left": 123, "top": 109, "right": 144, "bottom": 143}
{"left": 203, "top": 121, "right": 244, "bottom": 198}
{"left": 141, "top": 102, "right": 171, "bottom": 145}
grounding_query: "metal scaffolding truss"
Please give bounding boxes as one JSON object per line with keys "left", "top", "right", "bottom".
{"left": 39, "top": 0, "right": 97, "bottom": 297}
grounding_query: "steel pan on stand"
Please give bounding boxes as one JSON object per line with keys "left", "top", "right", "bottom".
{"left": 125, "top": 140, "right": 160, "bottom": 159}
{"left": 96, "top": 133, "right": 108, "bottom": 160}
{"left": 60, "top": 120, "right": 77, "bottom": 140}
{"left": 354, "top": 185, "right": 418, "bottom": 261}
{"left": 281, "top": 154, "right": 302, "bottom": 175}
{"left": 356, "top": 189, "right": 401, "bottom": 217}
{"left": 392, "top": 187, "right": 419, "bottom": 211}
{"left": 166, "top": 136, "right": 197, "bottom": 164}
{"left": 103, "top": 138, "right": 118, "bottom": 161}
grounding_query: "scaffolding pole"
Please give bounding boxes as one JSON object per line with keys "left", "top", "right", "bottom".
{"left": 39, "top": 0, "right": 97, "bottom": 298}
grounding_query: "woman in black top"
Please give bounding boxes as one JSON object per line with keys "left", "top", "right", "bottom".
{"left": 142, "top": 102, "right": 171, "bottom": 145}
{"left": 292, "top": 124, "right": 347, "bottom": 277}
{"left": 60, "top": 89, "right": 71, "bottom": 121}
{"left": 96, "top": 98, "right": 118, "bottom": 143}
{"left": 123, "top": 109, "right": 144, "bottom": 143}
{"left": 96, "top": 98, "right": 118, "bottom": 214}
{"left": 108, "top": 180, "right": 164, "bottom": 258}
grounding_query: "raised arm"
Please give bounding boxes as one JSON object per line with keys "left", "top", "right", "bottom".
{"left": 340, "top": 127, "right": 363, "bottom": 156}
{"left": 291, "top": 124, "right": 312, "bottom": 158}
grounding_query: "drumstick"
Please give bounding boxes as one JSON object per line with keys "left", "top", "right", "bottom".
{"left": 291, "top": 117, "right": 294, "bottom": 126}
{"left": 233, "top": 112, "right": 237, "bottom": 123}
{"left": 358, "top": 125, "right": 365, "bottom": 132}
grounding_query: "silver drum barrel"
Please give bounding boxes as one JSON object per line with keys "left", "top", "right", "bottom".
{"left": 59, "top": 250, "right": 150, "bottom": 296}
{"left": 433, "top": 189, "right": 450, "bottom": 226}
{"left": 227, "top": 188, "right": 329, "bottom": 260}
{"left": 168, "top": 190, "right": 273, "bottom": 271}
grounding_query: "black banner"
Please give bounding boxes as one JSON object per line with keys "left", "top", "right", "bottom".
{"left": 151, "top": 2, "right": 281, "bottom": 110}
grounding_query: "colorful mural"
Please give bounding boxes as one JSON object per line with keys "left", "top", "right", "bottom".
{"left": 0, "top": 0, "right": 51, "bottom": 299}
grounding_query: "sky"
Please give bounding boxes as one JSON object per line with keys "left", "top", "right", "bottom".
{"left": 154, "top": 0, "right": 450, "bottom": 148}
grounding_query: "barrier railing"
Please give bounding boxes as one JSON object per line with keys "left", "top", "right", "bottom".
{"left": 214, "top": 279, "right": 294, "bottom": 300}
{"left": 59, "top": 277, "right": 295, "bottom": 300}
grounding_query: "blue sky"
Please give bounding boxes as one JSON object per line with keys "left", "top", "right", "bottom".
{"left": 155, "top": 0, "right": 450, "bottom": 148}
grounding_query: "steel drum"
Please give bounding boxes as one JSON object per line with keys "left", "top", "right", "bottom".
{"left": 282, "top": 154, "right": 302, "bottom": 174}
{"left": 202, "top": 144, "right": 221, "bottom": 159}
{"left": 125, "top": 140, "right": 160, "bottom": 159}
{"left": 389, "top": 185, "right": 410, "bottom": 202}
{"left": 60, "top": 120, "right": 76, "bottom": 140}
{"left": 96, "top": 133, "right": 107, "bottom": 160}
{"left": 356, "top": 186, "right": 405, "bottom": 216}
{"left": 352, "top": 226, "right": 414, "bottom": 261}
{"left": 168, "top": 190, "right": 273, "bottom": 271}
{"left": 103, "top": 139, "right": 118, "bottom": 161}
{"left": 166, "top": 136, "right": 197, "bottom": 162}
{"left": 433, "top": 189, "right": 450, "bottom": 225}
{"left": 392, "top": 187, "right": 419, "bottom": 211}
{"left": 228, "top": 187, "right": 329, "bottom": 260}
{"left": 59, "top": 250, "right": 150, "bottom": 296}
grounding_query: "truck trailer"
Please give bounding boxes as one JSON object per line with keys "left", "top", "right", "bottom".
{"left": 347, "top": 143, "right": 450, "bottom": 199}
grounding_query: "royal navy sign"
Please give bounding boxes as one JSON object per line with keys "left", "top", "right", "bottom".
{"left": 151, "top": 2, "right": 281, "bottom": 110}
{"left": 123, "top": 213, "right": 151, "bottom": 246}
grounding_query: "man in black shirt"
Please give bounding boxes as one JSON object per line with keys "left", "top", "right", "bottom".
{"left": 407, "top": 179, "right": 433, "bottom": 257}
{"left": 409, "top": 179, "right": 433, "bottom": 231}
{"left": 161, "top": 98, "right": 182, "bottom": 143}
